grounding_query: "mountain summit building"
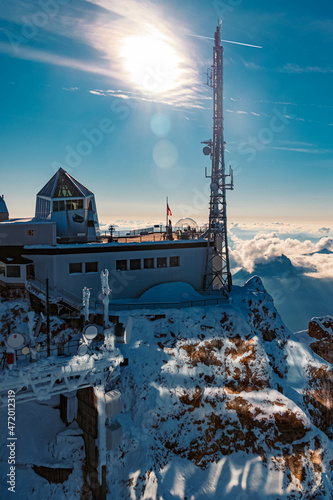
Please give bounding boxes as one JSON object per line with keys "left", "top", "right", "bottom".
{"left": 36, "top": 167, "right": 100, "bottom": 243}
{"left": 0, "top": 168, "right": 209, "bottom": 306}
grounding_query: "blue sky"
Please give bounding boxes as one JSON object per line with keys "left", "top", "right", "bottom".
{"left": 0, "top": 0, "right": 332, "bottom": 228}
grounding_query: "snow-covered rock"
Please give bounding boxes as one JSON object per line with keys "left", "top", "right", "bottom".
{"left": 106, "top": 278, "right": 333, "bottom": 499}
{"left": 1, "top": 279, "right": 333, "bottom": 499}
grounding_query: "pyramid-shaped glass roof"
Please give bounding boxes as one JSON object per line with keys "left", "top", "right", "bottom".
{"left": 37, "top": 168, "right": 93, "bottom": 198}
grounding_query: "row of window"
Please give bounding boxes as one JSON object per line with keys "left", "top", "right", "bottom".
{"left": 68, "top": 256, "right": 180, "bottom": 275}
{"left": 116, "top": 256, "right": 180, "bottom": 271}
{"left": 0, "top": 265, "right": 21, "bottom": 278}
{"left": 69, "top": 262, "right": 98, "bottom": 274}
{"left": 53, "top": 199, "right": 84, "bottom": 212}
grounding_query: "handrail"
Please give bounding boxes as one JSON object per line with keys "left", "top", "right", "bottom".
{"left": 108, "top": 296, "right": 226, "bottom": 311}
{"left": 26, "top": 279, "right": 83, "bottom": 310}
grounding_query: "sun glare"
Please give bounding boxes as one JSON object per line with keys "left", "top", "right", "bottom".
{"left": 120, "top": 35, "right": 182, "bottom": 94}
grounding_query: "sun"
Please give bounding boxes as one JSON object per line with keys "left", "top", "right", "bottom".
{"left": 120, "top": 35, "right": 182, "bottom": 94}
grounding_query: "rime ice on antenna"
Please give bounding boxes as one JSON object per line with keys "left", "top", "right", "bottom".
{"left": 82, "top": 286, "right": 90, "bottom": 323}
{"left": 100, "top": 269, "right": 111, "bottom": 327}
{"left": 202, "top": 22, "right": 234, "bottom": 292}
{"left": 27, "top": 311, "right": 36, "bottom": 346}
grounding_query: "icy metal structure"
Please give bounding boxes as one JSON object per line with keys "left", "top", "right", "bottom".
{"left": 0, "top": 344, "right": 122, "bottom": 406}
{"left": 100, "top": 269, "right": 111, "bottom": 326}
{"left": 203, "top": 22, "right": 234, "bottom": 292}
{"left": 82, "top": 286, "right": 90, "bottom": 323}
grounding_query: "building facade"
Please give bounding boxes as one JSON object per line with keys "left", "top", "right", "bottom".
{"left": 0, "top": 169, "right": 210, "bottom": 304}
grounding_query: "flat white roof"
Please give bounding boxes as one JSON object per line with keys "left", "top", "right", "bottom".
{"left": 24, "top": 238, "right": 207, "bottom": 250}
{"left": 0, "top": 218, "right": 55, "bottom": 225}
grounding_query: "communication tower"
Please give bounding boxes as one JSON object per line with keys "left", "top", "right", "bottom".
{"left": 202, "top": 21, "right": 234, "bottom": 292}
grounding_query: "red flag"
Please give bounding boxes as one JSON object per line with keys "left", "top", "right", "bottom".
{"left": 167, "top": 203, "right": 172, "bottom": 216}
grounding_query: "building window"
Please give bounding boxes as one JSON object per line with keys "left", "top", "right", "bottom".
{"left": 0, "top": 264, "right": 5, "bottom": 276}
{"left": 116, "top": 260, "right": 127, "bottom": 271}
{"left": 85, "top": 262, "right": 98, "bottom": 273}
{"left": 170, "top": 256, "right": 180, "bottom": 267}
{"left": 36, "top": 198, "right": 51, "bottom": 219}
{"left": 69, "top": 263, "right": 82, "bottom": 274}
{"left": 157, "top": 257, "right": 167, "bottom": 268}
{"left": 26, "top": 229, "right": 34, "bottom": 237}
{"left": 53, "top": 200, "right": 65, "bottom": 212}
{"left": 65, "top": 199, "right": 84, "bottom": 211}
{"left": 130, "top": 259, "right": 141, "bottom": 270}
{"left": 7, "top": 266, "right": 21, "bottom": 278}
{"left": 144, "top": 258, "right": 154, "bottom": 269}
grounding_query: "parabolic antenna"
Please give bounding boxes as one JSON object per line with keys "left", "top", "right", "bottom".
{"left": 6, "top": 333, "right": 25, "bottom": 349}
{"left": 78, "top": 344, "right": 88, "bottom": 356}
{"left": 83, "top": 324, "right": 99, "bottom": 341}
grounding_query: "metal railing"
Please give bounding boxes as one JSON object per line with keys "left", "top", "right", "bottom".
{"left": 26, "top": 278, "right": 86, "bottom": 310}
{"left": 108, "top": 296, "right": 226, "bottom": 311}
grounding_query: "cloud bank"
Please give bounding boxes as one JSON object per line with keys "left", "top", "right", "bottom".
{"left": 230, "top": 231, "right": 333, "bottom": 278}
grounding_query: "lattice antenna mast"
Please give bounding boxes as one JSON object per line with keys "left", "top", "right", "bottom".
{"left": 202, "top": 21, "right": 234, "bottom": 292}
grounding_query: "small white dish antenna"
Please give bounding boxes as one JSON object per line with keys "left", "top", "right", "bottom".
{"left": 21, "top": 344, "right": 40, "bottom": 355}
{"left": 6, "top": 333, "right": 25, "bottom": 349}
{"left": 78, "top": 343, "right": 88, "bottom": 356}
{"left": 83, "top": 324, "right": 99, "bottom": 341}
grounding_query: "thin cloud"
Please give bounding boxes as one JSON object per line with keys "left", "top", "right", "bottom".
{"left": 0, "top": 41, "right": 117, "bottom": 78}
{"left": 226, "top": 109, "right": 249, "bottom": 115}
{"left": 89, "top": 88, "right": 208, "bottom": 109}
{"left": 228, "top": 96, "right": 333, "bottom": 110}
{"left": 271, "top": 146, "right": 332, "bottom": 154}
{"left": 279, "top": 63, "right": 333, "bottom": 74}
{"left": 62, "top": 87, "right": 79, "bottom": 92}
{"left": 0, "top": 0, "right": 206, "bottom": 108}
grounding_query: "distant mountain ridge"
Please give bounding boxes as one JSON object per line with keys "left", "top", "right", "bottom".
{"left": 232, "top": 254, "right": 333, "bottom": 332}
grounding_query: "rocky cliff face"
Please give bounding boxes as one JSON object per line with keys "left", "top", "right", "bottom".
{"left": 308, "top": 316, "right": 333, "bottom": 364}
{"left": 108, "top": 277, "right": 333, "bottom": 499}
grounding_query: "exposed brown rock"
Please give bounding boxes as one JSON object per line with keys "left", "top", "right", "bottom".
{"left": 304, "top": 365, "right": 333, "bottom": 431}
{"left": 308, "top": 316, "right": 333, "bottom": 364}
{"left": 179, "top": 386, "right": 203, "bottom": 410}
{"left": 180, "top": 341, "right": 222, "bottom": 367}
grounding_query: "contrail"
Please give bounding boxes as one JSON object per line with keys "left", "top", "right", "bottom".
{"left": 187, "top": 33, "right": 262, "bottom": 49}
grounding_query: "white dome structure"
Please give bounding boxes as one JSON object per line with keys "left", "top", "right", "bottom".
{"left": 174, "top": 218, "right": 198, "bottom": 231}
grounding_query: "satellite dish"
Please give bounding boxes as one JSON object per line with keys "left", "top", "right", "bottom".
{"left": 83, "top": 324, "right": 98, "bottom": 341}
{"left": 210, "top": 182, "right": 219, "bottom": 193}
{"left": 203, "top": 146, "right": 211, "bottom": 156}
{"left": 6, "top": 333, "right": 25, "bottom": 349}
{"left": 21, "top": 346, "right": 30, "bottom": 355}
{"left": 78, "top": 343, "right": 88, "bottom": 356}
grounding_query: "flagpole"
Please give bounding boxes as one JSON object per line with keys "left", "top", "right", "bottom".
{"left": 166, "top": 196, "right": 168, "bottom": 237}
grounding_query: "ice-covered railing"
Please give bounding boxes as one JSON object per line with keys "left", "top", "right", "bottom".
{"left": 25, "top": 278, "right": 97, "bottom": 309}
{"left": 0, "top": 330, "right": 123, "bottom": 406}
{"left": 111, "top": 224, "right": 208, "bottom": 237}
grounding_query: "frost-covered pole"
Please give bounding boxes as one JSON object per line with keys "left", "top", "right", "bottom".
{"left": 27, "top": 311, "right": 36, "bottom": 346}
{"left": 100, "top": 269, "right": 111, "bottom": 327}
{"left": 82, "top": 287, "right": 90, "bottom": 324}
{"left": 94, "top": 385, "right": 106, "bottom": 485}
